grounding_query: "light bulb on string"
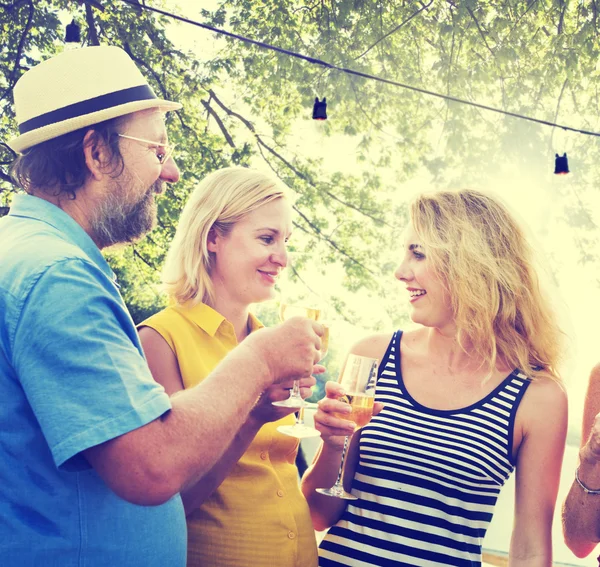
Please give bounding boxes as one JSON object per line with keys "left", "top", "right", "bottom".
{"left": 554, "top": 153, "right": 569, "bottom": 175}
{"left": 552, "top": 127, "right": 570, "bottom": 175}
{"left": 65, "top": 19, "right": 81, "bottom": 43}
{"left": 312, "top": 97, "right": 327, "bottom": 120}
{"left": 64, "top": 18, "right": 82, "bottom": 51}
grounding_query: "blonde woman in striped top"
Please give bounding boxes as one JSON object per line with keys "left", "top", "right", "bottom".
{"left": 302, "top": 189, "right": 567, "bottom": 567}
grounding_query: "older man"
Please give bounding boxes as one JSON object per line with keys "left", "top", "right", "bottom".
{"left": 0, "top": 46, "right": 322, "bottom": 566}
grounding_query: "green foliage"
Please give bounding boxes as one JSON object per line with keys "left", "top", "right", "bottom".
{"left": 3, "top": 0, "right": 600, "bottom": 324}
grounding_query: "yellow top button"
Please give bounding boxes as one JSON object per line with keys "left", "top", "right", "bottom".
{"left": 277, "top": 489, "right": 284, "bottom": 497}
{"left": 260, "top": 452, "right": 268, "bottom": 460}
{"left": 287, "top": 531, "right": 296, "bottom": 539}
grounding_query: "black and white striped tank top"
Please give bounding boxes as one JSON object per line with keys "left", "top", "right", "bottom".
{"left": 319, "top": 330, "right": 531, "bottom": 567}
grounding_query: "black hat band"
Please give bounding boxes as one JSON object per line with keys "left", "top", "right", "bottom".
{"left": 19, "top": 84, "right": 156, "bottom": 134}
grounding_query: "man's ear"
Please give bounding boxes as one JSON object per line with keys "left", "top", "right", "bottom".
{"left": 82, "top": 130, "right": 112, "bottom": 181}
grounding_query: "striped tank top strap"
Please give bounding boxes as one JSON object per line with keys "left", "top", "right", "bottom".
{"left": 376, "top": 330, "right": 402, "bottom": 384}
{"left": 490, "top": 369, "right": 532, "bottom": 466}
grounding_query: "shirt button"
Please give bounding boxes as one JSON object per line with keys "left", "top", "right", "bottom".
{"left": 287, "top": 531, "right": 295, "bottom": 539}
{"left": 260, "top": 452, "right": 268, "bottom": 460}
{"left": 277, "top": 489, "right": 284, "bottom": 497}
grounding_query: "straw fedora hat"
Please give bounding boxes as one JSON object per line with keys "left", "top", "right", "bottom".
{"left": 8, "top": 45, "right": 182, "bottom": 154}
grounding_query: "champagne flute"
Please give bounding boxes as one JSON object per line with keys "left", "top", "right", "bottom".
{"left": 272, "top": 252, "right": 328, "bottom": 438}
{"left": 272, "top": 302, "right": 329, "bottom": 409}
{"left": 274, "top": 302, "right": 328, "bottom": 438}
{"left": 272, "top": 252, "right": 328, "bottom": 410}
{"left": 316, "top": 354, "right": 378, "bottom": 499}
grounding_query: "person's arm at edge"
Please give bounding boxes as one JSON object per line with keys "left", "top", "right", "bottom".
{"left": 563, "top": 363, "right": 600, "bottom": 557}
{"left": 84, "top": 318, "right": 321, "bottom": 506}
{"left": 509, "top": 377, "right": 568, "bottom": 566}
{"left": 301, "top": 332, "right": 389, "bottom": 530}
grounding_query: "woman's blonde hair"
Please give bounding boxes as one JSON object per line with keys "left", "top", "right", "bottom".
{"left": 162, "top": 166, "right": 290, "bottom": 305}
{"left": 410, "top": 189, "right": 563, "bottom": 383}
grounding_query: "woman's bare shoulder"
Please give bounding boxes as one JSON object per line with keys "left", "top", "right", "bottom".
{"left": 520, "top": 375, "right": 568, "bottom": 425}
{"left": 349, "top": 332, "right": 396, "bottom": 361}
{"left": 349, "top": 327, "right": 425, "bottom": 358}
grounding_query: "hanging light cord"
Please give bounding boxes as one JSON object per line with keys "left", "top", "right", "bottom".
{"left": 118, "top": 0, "right": 600, "bottom": 138}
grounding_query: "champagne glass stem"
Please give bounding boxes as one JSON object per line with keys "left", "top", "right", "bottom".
{"left": 295, "top": 406, "right": 306, "bottom": 426}
{"left": 333, "top": 435, "right": 350, "bottom": 488}
{"left": 315, "top": 435, "right": 356, "bottom": 499}
{"left": 291, "top": 379, "right": 301, "bottom": 400}
{"left": 272, "top": 378, "right": 305, "bottom": 408}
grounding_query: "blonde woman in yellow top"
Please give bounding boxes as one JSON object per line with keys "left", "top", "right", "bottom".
{"left": 138, "top": 167, "right": 319, "bottom": 567}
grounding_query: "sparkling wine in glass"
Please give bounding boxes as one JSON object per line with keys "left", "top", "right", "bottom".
{"left": 316, "top": 354, "right": 378, "bottom": 499}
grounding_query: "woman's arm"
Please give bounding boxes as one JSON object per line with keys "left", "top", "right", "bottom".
{"left": 139, "top": 326, "right": 314, "bottom": 514}
{"left": 509, "top": 377, "right": 568, "bottom": 566}
{"left": 301, "top": 381, "right": 361, "bottom": 530}
{"left": 563, "top": 364, "right": 600, "bottom": 557}
{"left": 138, "top": 326, "right": 186, "bottom": 395}
{"left": 301, "top": 333, "right": 390, "bottom": 530}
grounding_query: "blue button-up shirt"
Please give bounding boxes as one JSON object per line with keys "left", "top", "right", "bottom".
{"left": 0, "top": 194, "right": 186, "bottom": 566}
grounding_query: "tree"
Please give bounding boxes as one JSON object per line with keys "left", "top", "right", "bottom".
{"left": 1, "top": 0, "right": 400, "bottom": 329}
{"left": 2, "top": 0, "right": 600, "bottom": 327}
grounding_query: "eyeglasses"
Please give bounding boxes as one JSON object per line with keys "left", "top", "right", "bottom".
{"left": 117, "top": 134, "right": 176, "bottom": 165}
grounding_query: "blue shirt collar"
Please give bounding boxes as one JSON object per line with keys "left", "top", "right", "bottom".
{"left": 8, "top": 193, "right": 116, "bottom": 282}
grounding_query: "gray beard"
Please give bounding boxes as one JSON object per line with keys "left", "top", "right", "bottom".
{"left": 90, "top": 180, "right": 161, "bottom": 249}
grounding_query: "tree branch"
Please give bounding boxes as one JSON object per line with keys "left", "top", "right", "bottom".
{"left": 208, "top": 88, "right": 257, "bottom": 131}
{"left": 0, "top": 0, "right": 29, "bottom": 10}
{"left": 291, "top": 2, "right": 319, "bottom": 15}
{"left": 0, "top": 168, "right": 15, "bottom": 185}
{"left": 201, "top": 99, "right": 236, "bottom": 148}
{"left": 0, "top": 141, "right": 17, "bottom": 162}
{"left": 292, "top": 207, "right": 376, "bottom": 276}
{"left": 346, "top": 73, "right": 404, "bottom": 146}
{"left": 355, "top": 0, "right": 433, "bottom": 60}
{"left": 207, "top": 88, "right": 392, "bottom": 228}
{"left": 253, "top": 141, "right": 379, "bottom": 280}
{"left": 260, "top": 136, "right": 392, "bottom": 227}
{"left": 84, "top": 1, "right": 101, "bottom": 46}
{"left": 123, "top": 42, "right": 170, "bottom": 99}
{"left": 465, "top": 5, "right": 495, "bottom": 57}
{"left": 507, "top": 0, "right": 539, "bottom": 39}
{"left": 84, "top": 0, "right": 105, "bottom": 11}
{"left": 548, "top": 78, "right": 568, "bottom": 152}
{"left": 557, "top": 0, "right": 566, "bottom": 35}
{"left": 0, "top": 0, "right": 33, "bottom": 104}
{"left": 132, "top": 246, "right": 158, "bottom": 271}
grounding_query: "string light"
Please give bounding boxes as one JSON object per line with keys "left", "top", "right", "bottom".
{"left": 118, "top": 0, "right": 600, "bottom": 140}
{"left": 312, "top": 98, "right": 327, "bottom": 120}
{"left": 64, "top": 19, "right": 81, "bottom": 44}
{"left": 554, "top": 153, "right": 569, "bottom": 175}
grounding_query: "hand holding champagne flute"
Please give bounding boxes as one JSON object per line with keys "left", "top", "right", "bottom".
{"left": 272, "top": 303, "right": 329, "bottom": 409}
{"left": 273, "top": 303, "right": 328, "bottom": 439}
{"left": 316, "top": 354, "right": 378, "bottom": 499}
{"left": 280, "top": 304, "right": 330, "bottom": 355}
{"left": 272, "top": 252, "right": 330, "bottom": 438}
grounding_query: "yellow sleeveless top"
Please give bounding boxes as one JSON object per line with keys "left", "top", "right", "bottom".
{"left": 140, "top": 301, "right": 318, "bottom": 567}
